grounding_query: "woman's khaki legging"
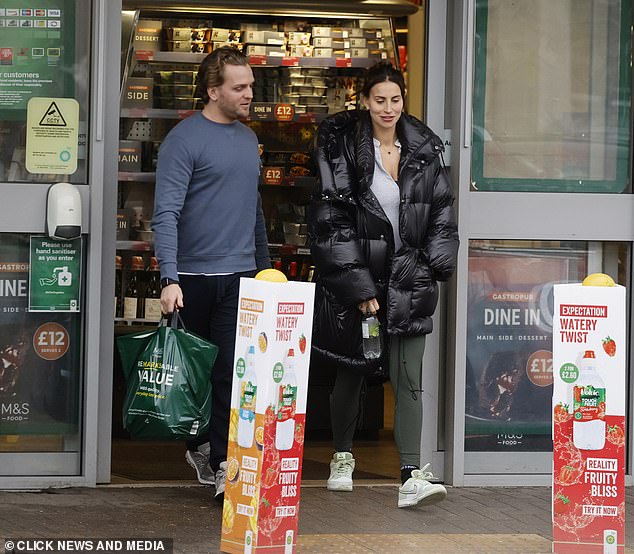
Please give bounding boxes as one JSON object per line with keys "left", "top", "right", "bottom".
{"left": 330, "top": 334, "right": 426, "bottom": 467}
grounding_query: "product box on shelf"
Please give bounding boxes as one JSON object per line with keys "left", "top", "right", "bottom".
{"left": 311, "top": 26, "right": 345, "bottom": 38}
{"left": 312, "top": 37, "right": 348, "bottom": 49}
{"left": 220, "top": 277, "right": 315, "bottom": 554}
{"left": 166, "top": 40, "right": 212, "bottom": 53}
{"left": 240, "top": 22, "right": 280, "bottom": 32}
{"left": 213, "top": 41, "right": 244, "bottom": 52}
{"left": 312, "top": 47, "right": 348, "bottom": 58}
{"left": 211, "top": 28, "right": 241, "bottom": 42}
{"left": 286, "top": 32, "right": 311, "bottom": 45}
{"left": 245, "top": 45, "right": 286, "bottom": 57}
{"left": 154, "top": 70, "right": 197, "bottom": 85}
{"left": 243, "top": 30, "right": 286, "bottom": 45}
{"left": 344, "top": 27, "right": 366, "bottom": 38}
{"left": 165, "top": 27, "right": 213, "bottom": 41}
{"left": 287, "top": 45, "right": 312, "bottom": 58}
{"left": 348, "top": 37, "right": 368, "bottom": 48}
{"left": 350, "top": 48, "right": 387, "bottom": 60}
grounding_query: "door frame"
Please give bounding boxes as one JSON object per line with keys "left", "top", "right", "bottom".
{"left": 0, "top": 0, "right": 121, "bottom": 489}
{"left": 445, "top": 0, "right": 634, "bottom": 486}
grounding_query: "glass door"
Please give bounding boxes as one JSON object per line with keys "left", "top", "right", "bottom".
{"left": 0, "top": 0, "right": 117, "bottom": 486}
{"left": 448, "top": 0, "right": 633, "bottom": 485}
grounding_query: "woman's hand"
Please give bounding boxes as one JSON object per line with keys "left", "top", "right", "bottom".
{"left": 358, "top": 298, "right": 380, "bottom": 315}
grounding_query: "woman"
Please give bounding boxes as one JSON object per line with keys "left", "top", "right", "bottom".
{"left": 308, "top": 62, "right": 459, "bottom": 508}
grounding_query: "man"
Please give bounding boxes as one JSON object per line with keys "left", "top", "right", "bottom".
{"left": 152, "top": 47, "right": 270, "bottom": 500}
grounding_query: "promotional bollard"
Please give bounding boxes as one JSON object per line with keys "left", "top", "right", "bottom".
{"left": 220, "top": 270, "right": 315, "bottom": 554}
{"left": 552, "top": 274, "right": 626, "bottom": 553}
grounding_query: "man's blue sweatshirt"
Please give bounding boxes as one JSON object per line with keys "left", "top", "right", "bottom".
{"left": 152, "top": 112, "right": 270, "bottom": 281}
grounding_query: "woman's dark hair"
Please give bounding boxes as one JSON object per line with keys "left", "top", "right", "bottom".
{"left": 360, "top": 62, "right": 406, "bottom": 99}
{"left": 195, "top": 46, "right": 250, "bottom": 104}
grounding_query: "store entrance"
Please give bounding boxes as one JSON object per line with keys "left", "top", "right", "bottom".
{"left": 110, "top": 375, "right": 399, "bottom": 484}
{"left": 110, "top": 1, "right": 416, "bottom": 485}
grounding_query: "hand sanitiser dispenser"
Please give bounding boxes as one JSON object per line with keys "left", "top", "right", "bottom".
{"left": 47, "top": 182, "right": 82, "bottom": 240}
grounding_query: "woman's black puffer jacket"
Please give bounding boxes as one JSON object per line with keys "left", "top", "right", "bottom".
{"left": 308, "top": 109, "right": 459, "bottom": 375}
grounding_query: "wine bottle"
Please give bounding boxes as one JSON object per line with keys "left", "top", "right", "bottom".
{"left": 287, "top": 261, "right": 298, "bottom": 281}
{"left": 123, "top": 256, "right": 144, "bottom": 320}
{"left": 144, "top": 257, "right": 162, "bottom": 321}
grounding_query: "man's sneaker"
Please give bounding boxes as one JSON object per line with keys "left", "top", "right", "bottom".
{"left": 214, "top": 461, "right": 227, "bottom": 502}
{"left": 398, "top": 463, "right": 447, "bottom": 508}
{"left": 327, "top": 452, "right": 355, "bottom": 491}
{"left": 185, "top": 444, "right": 214, "bottom": 486}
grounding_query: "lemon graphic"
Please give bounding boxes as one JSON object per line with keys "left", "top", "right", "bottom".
{"left": 222, "top": 498, "right": 235, "bottom": 534}
{"left": 255, "top": 268, "right": 287, "bottom": 282}
{"left": 228, "top": 408, "right": 239, "bottom": 442}
{"left": 258, "top": 332, "right": 268, "bottom": 353}
{"left": 249, "top": 492, "right": 260, "bottom": 533}
{"left": 582, "top": 273, "right": 616, "bottom": 287}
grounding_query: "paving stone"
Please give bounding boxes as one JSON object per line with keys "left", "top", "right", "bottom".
{"left": 0, "top": 485, "right": 632, "bottom": 553}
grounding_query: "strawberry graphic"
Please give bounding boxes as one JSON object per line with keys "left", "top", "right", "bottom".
{"left": 298, "top": 333, "right": 306, "bottom": 354}
{"left": 607, "top": 424, "right": 625, "bottom": 447}
{"left": 553, "top": 402, "right": 571, "bottom": 424}
{"left": 553, "top": 492, "right": 571, "bottom": 515}
{"left": 602, "top": 336, "right": 616, "bottom": 357}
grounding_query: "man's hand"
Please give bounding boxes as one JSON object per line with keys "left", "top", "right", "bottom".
{"left": 358, "top": 298, "right": 379, "bottom": 315}
{"left": 160, "top": 284, "right": 183, "bottom": 314}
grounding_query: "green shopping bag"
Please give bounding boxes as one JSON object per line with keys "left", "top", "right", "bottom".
{"left": 116, "top": 312, "right": 218, "bottom": 439}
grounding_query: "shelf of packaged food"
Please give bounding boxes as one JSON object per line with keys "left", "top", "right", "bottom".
{"left": 248, "top": 55, "right": 382, "bottom": 68}
{"left": 135, "top": 51, "right": 382, "bottom": 69}
{"left": 121, "top": 104, "right": 329, "bottom": 122}
{"left": 135, "top": 51, "right": 207, "bottom": 64}
{"left": 116, "top": 240, "right": 153, "bottom": 252}
{"left": 118, "top": 172, "right": 156, "bottom": 182}
{"left": 259, "top": 174, "right": 315, "bottom": 188}
{"left": 248, "top": 103, "right": 329, "bottom": 123}
{"left": 120, "top": 107, "right": 197, "bottom": 119}
{"left": 269, "top": 243, "right": 311, "bottom": 256}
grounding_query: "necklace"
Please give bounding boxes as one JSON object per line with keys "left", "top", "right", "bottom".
{"left": 375, "top": 139, "right": 398, "bottom": 156}
{"left": 379, "top": 139, "right": 398, "bottom": 156}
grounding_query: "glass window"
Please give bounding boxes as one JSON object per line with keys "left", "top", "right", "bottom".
{"left": 464, "top": 239, "right": 629, "bottom": 452}
{"left": 472, "top": 0, "right": 631, "bottom": 192}
{"left": 0, "top": 0, "right": 90, "bottom": 184}
{"left": 0, "top": 234, "right": 83, "bottom": 460}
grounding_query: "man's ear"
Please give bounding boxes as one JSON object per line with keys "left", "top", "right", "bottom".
{"left": 207, "top": 86, "right": 217, "bottom": 102}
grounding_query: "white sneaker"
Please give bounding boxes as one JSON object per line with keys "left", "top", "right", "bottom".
{"left": 185, "top": 443, "right": 214, "bottom": 486}
{"left": 398, "top": 463, "right": 447, "bottom": 508}
{"left": 327, "top": 452, "right": 355, "bottom": 491}
{"left": 214, "top": 461, "right": 227, "bottom": 501}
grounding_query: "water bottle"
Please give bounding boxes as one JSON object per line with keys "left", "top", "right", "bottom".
{"left": 361, "top": 314, "right": 381, "bottom": 359}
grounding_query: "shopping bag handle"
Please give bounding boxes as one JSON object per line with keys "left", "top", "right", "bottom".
{"left": 160, "top": 310, "right": 187, "bottom": 330}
